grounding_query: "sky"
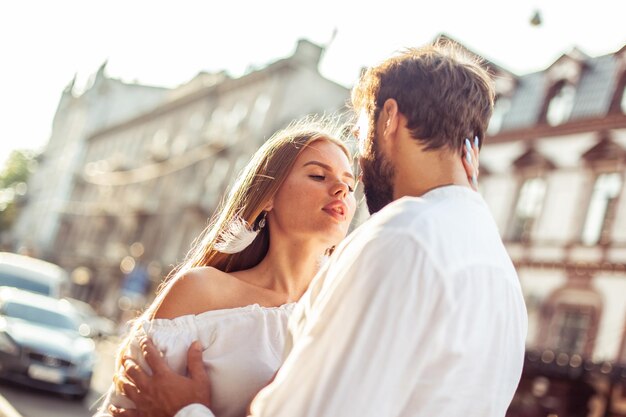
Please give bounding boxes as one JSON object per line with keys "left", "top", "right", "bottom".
{"left": 0, "top": 0, "right": 625, "bottom": 168}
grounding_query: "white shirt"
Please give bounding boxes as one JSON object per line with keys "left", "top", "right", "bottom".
{"left": 177, "top": 186, "right": 528, "bottom": 417}
{"left": 96, "top": 303, "right": 294, "bottom": 417}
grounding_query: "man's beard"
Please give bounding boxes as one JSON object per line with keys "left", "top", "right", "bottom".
{"left": 360, "top": 130, "right": 395, "bottom": 215}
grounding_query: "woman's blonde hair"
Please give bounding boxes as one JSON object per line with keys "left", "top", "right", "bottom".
{"left": 112, "top": 115, "right": 352, "bottom": 386}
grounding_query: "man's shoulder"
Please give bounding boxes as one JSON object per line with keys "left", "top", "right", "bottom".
{"left": 335, "top": 200, "right": 427, "bottom": 259}
{"left": 363, "top": 197, "right": 426, "bottom": 229}
{"left": 361, "top": 195, "right": 465, "bottom": 236}
{"left": 350, "top": 192, "right": 509, "bottom": 272}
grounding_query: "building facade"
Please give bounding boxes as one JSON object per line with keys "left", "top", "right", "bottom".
{"left": 12, "top": 64, "right": 168, "bottom": 259}
{"left": 477, "top": 44, "right": 626, "bottom": 417}
{"left": 54, "top": 40, "right": 351, "bottom": 316}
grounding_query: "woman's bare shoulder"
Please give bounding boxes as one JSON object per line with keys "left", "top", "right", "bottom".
{"left": 153, "top": 266, "right": 248, "bottom": 319}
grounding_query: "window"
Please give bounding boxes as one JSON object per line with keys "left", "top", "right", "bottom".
{"left": 248, "top": 94, "right": 272, "bottom": 130}
{"left": 487, "top": 97, "right": 511, "bottom": 135}
{"left": 619, "top": 321, "right": 626, "bottom": 363}
{"left": 538, "top": 282, "right": 602, "bottom": 358}
{"left": 610, "top": 72, "right": 626, "bottom": 114}
{"left": 171, "top": 133, "right": 189, "bottom": 155}
{"left": 204, "top": 158, "right": 231, "bottom": 193}
{"left": 206, "top": 107, "right": 228, "bottom": 145}
{"left": 188, "top": 111, "right": 205, "bottom": 133}
{"left": 581, "top": 172, "right": 622, "bottom": 245}
{"left": 549, "top": 308, "right": 592, "bottom": 355}
{"left": 233, "top": 154, "right": 250, "bottom": 177}
{"left": 150, "top": 129, "right": 170, "bottom": 161}
{"left": 226, "top": 102, "right": 248, "bottom": 133}
{"left": 509, "top": 177, "right": 546, "bottom": 242}
{"left": 546, "top": 83, "right": 576, "bottom": 126}
{"left": 3, "top": 301, "right": 79, "bottom": 331}
{"left": 132, "top": 214, "right": 149, "bottom": 244}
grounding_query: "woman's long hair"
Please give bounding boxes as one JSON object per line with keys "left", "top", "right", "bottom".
{"left": 112, "top": 116, "right": 351, "bottom": 386}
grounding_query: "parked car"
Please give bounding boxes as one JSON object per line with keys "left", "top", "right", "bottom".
{"left": 63, "top": 297, "right": 117, "bottom": 339}
{"left": 0, "top": 252, "right": 70, "bottom": 298}
{"left": 0, "top": 287, "right": 96, "bottom": 399}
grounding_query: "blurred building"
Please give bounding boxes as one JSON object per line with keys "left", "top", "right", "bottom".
{"left": 477, "top": 43, "right": 626, "bottom": 416}
{"left": 52, "top": 39, "right": 350, "bottom": 316}
{"left": 12, "top": 63, "right": 168, "bottom": 258}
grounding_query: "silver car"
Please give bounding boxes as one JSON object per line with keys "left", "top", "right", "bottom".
{"left": 0, "top": 252, "right": 70, "bottom": 298}
{"left": 0, "top": 287, "right": 96, "bottom": 399}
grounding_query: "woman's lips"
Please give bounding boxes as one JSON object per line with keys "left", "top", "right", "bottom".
{"left": 322, "top": 200, "right": 347, "bottom": 221}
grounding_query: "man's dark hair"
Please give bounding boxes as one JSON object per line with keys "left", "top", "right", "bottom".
{"left": 351, "top": 39, "right": 495, "bottom": 151}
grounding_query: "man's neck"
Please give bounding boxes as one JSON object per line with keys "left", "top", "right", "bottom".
{"left": 393, "top": 156, "right": 471, "bottom": 199}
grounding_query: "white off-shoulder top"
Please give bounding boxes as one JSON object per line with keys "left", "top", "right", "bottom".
{"left": 96, "top": 303, "right": 295, "bottom": 417}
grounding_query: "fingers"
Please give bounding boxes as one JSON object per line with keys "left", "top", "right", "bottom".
{"left": 109, "top": 404, "right": 140, "bottom": 417}
{"left": 187, "top": 341, "right": 210, "bottom": 385}
{"left": 472, "top": 136, "right": 480, "bottom": 173}
{"left": 464, "top": 167, "right": 478, "bottom": 191}
{"left": 139, "top": 337, "right": 169, "bottom": 375}
{"left": 119, "top": 376, "right": 141, "bottom": 404}
{"left": 463, "top": 137, "right": 479, "bottom": 190}
{"left": 122, "top": 357, "right": 149, "bottom": 387}
{"left": 118, "top": 363, "right": 142, "bottom": 403}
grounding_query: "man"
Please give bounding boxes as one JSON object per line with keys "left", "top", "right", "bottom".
{"left": 114, "top": 41, "right": 527, "bottom": 417}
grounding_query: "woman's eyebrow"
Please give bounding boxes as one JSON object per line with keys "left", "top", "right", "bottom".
{"left": 303, "top": 161, "right": 355, "bottom": 180}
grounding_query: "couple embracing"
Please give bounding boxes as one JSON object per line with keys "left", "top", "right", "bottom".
{"left": 99, "top": 40, "right": 527, "bottom": 417}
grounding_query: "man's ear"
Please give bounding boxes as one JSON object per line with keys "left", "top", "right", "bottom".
{"left": 381, "top": 99, "right": 399, "bottom": 138}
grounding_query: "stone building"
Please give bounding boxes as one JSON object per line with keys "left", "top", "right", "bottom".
{"left": 55, "top": 39, "right": 351, "bottom": 315}
{"left": 11, "top": 64, "right": 168, "bottom": 258}
{"left": 476, "top": 44, "right": 626, "bottom": 416}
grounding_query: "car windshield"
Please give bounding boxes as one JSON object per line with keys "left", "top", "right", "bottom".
{"left": 0, "top": 273, "right": 51, "bottom": 296}
{"left": 2, "top": 301, "right": 78, "bottom": 331}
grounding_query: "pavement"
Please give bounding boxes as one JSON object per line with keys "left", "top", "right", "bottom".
{"left": 0, "top": 394, "right": 21, "bottom": 417}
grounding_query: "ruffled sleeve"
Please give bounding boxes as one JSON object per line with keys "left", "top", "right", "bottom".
{"left": 94, "top": 314, "right": 213, "bottom": 416}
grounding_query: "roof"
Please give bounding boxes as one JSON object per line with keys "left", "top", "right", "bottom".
{"left": 86, "top": 39, "right": 338, "bottom": 142}
{"left": 497, "top": 46, "right": 625, "bottom": 134}
{"left": 501, "top": 72, "right": 546, "bottom": 130}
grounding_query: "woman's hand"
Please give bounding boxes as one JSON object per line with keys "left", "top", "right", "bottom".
{"left": 462, "top": 136, "right": 480, "bottom": 191}
{"left": 109, "top": 338, "right": 211, "bottom": 417}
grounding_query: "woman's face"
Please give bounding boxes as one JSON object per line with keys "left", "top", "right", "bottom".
{"left": 268, "top": 139, "right": 357, "bottom": 248}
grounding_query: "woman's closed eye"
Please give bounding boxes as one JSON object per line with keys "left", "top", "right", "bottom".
{"left": 309, "top": 174, "right": 355, "bottom": 193}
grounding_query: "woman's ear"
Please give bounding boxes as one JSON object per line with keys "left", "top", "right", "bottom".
{"left": 263, "top": 199, "right": 273, "bottom": 212}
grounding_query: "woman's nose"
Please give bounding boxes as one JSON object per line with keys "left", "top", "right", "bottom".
{"left": 332, "top": 180, "right": 349, "bottom": 198}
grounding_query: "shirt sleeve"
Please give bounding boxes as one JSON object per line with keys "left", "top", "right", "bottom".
{"left": 247, "top": 232, "right": 443, "bottom": 417}
{"left": 95, "top": 318, "right": 203, "bottom": 417}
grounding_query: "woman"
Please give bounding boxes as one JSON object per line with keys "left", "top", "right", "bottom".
{"left": 99, "top": 117, "right": 481, "bottom": 417}
{"left": 97, "top": 118, "right": 358, "bottom": 417}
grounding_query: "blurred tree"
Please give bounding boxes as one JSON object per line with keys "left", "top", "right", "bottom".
{"left": 0, "top": 150, "right": 36, "bottom": 232}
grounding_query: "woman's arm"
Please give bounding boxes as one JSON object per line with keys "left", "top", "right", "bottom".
{"left": 99, "top": 267, "right": 228, "bottom": 417}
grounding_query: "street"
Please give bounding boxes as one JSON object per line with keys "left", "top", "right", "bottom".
{"left": 0, "top": 337, "right": 118, "bottom": 417}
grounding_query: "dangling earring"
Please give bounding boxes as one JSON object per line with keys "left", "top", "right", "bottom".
{"left": 257, "top": 211, "right": 267, "bottom": 230}
{"left": 214, "top": 211, "right": 267, "bottom": 254}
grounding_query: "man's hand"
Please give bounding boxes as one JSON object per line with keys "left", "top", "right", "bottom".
{"left": 109, "top": 337, "right": 212, "bottom": 417}
{"left": 462, "top": 136, "right": 480, "bottom": 191}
